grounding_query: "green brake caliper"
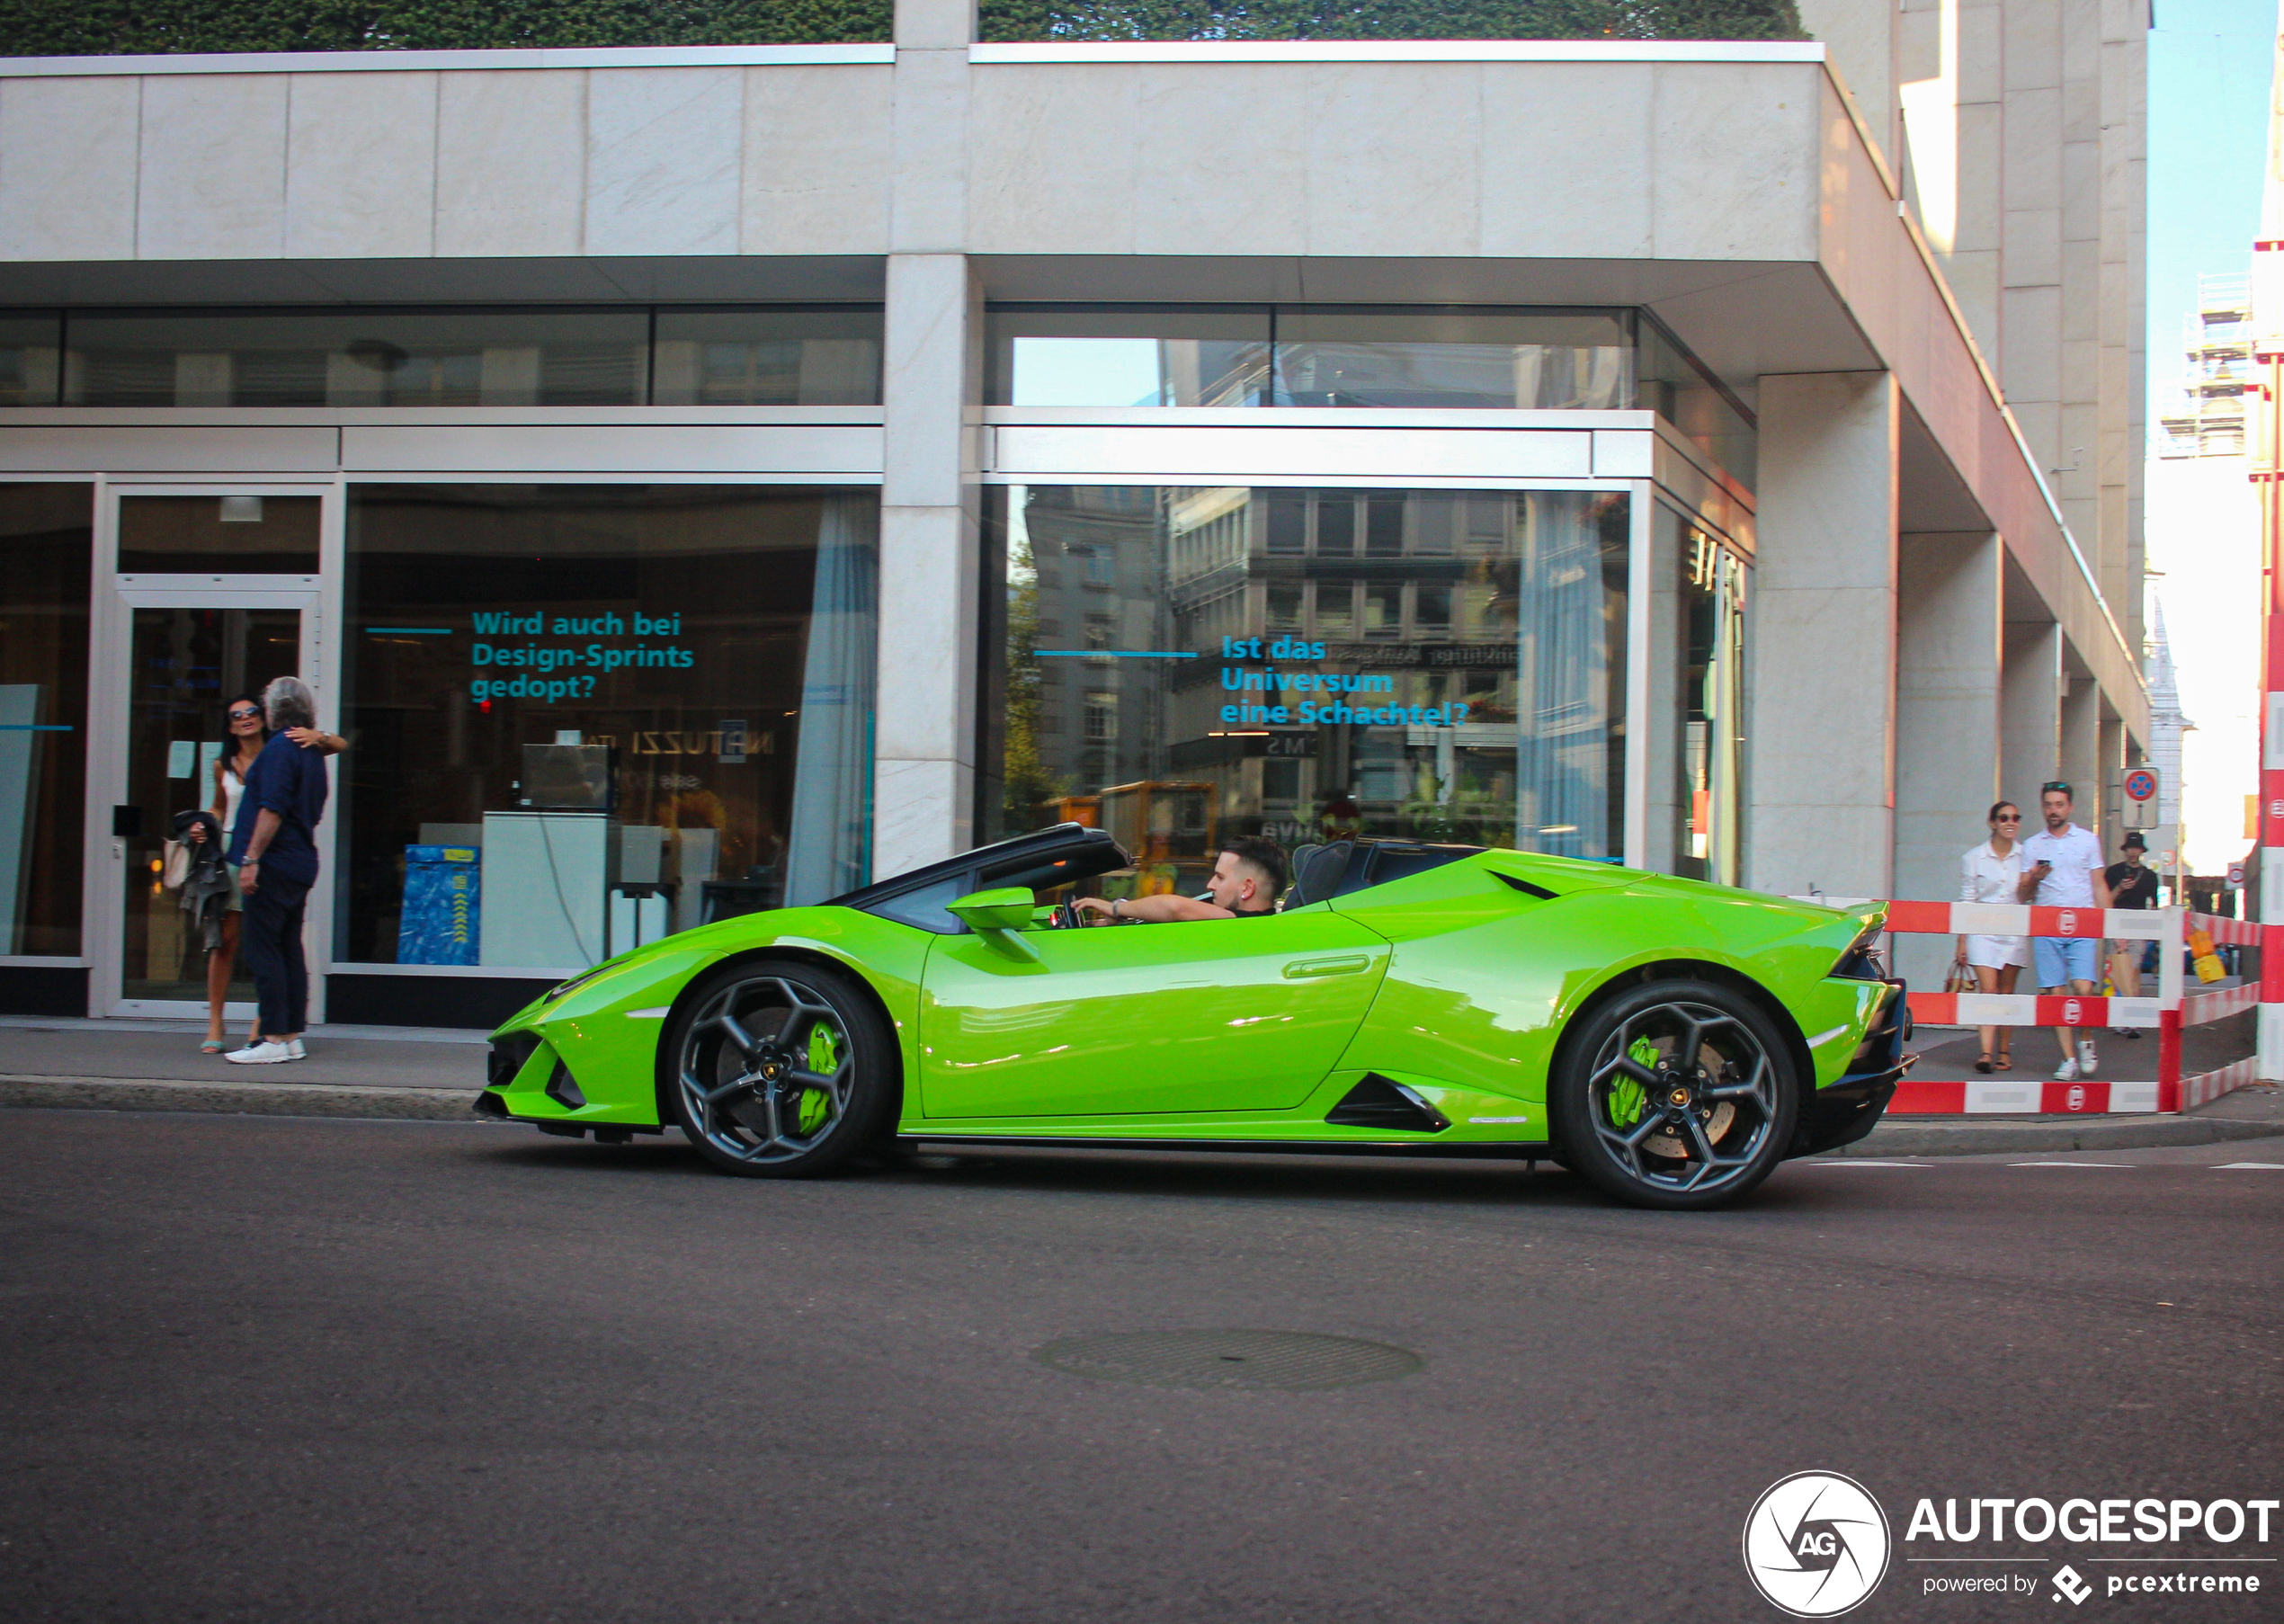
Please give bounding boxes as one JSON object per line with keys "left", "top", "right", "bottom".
{"left": 795, "top": 1022, "right": 840, "bottom": 1133}
{"left": 1607, "top": 1036, "right": 1658, "bottom": 1129}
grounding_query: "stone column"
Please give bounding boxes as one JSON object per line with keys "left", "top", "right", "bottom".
{"left": 875, "top": 0, "right": 980, "bottom": 875}
{"left": 1893, "top": 531, "right": 2003, "bottom": 986}
{"left": 2061, "top": 673, "right": 2101, "bottom": 835}
{"left": 1744, "top": 372, "right": 1899, "bottom": 903}
{"left": 2000, "top": 620, "right": 2062, "bottom": 808}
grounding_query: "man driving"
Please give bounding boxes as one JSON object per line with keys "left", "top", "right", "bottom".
{"left": 1074, "top": 835, "right": 1289, "bottom": 923}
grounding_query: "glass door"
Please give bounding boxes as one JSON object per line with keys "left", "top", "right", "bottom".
{"left": 115, "top": 603, "right": 306, "bottom": 1010}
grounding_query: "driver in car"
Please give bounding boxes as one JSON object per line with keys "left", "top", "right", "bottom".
{"left": 1073, "top": 836, "right": 1289, "bottom": 924}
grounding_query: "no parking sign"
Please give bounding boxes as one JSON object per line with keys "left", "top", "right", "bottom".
{"left": 2123, "top": 767, "right": 2158, "bottom": 829}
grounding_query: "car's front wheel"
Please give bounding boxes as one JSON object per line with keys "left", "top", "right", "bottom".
{"left": 1548, "top": 977, "right": 1798, "bottom": 1210}
{"left": 665, "top": 959, "right": 897, "bottom": 1178}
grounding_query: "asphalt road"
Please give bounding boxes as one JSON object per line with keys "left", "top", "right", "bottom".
{"left": 3, "top": 1111, "right": 2279, "bottom": 1624}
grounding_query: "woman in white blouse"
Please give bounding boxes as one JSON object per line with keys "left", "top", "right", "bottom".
{"left": 1956, "top": 800, "right": 2030, "bottom": 1073}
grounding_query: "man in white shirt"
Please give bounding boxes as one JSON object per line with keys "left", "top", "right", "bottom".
{"left": 2016, "top": 781, "right": 2112, "bottom": 1081}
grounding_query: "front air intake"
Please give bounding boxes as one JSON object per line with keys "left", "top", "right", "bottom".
{"left": 1325, "top": 1074, "right": 1450, "bottom": 1133}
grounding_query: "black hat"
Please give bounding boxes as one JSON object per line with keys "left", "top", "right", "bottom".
{"left": 2121, "top": 832, "right": 2146, "bottom": 850}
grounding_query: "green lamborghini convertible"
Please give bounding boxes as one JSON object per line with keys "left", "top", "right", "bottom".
{"left": 477, "top": 824, "right": 1909, "bottom": 1209}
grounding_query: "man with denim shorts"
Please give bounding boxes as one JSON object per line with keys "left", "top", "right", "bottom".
{"left": 2017, "top": 781, "right": 2111, "bottom": 1081}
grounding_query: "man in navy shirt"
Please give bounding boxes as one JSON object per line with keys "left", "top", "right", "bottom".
{"left": 225, "top": 676, "right": 330, "bottom": 1065}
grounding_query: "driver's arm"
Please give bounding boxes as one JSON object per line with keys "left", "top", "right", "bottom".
{"left": 1073, "top": 894, "right": 1231, "bottom": 924}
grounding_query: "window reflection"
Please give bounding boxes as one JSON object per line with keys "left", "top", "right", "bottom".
{"left": 981, "top": 486, "right": 1629, "bottom": 894}
{"left": 55, "top": 307, "right": 883, "bottom": 408}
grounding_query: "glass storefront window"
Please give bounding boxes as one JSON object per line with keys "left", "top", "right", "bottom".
{"left": 1656, "top": 504, "right": 1748, "bottom": 886}
{"left": 1638, "top": 314, "right": 1757, "bottom": 492}
{"left": 56, "top": 307, "right": 884, "bottom": 408}
{"left": 0, "top": 313, "right": 61, "bottom": 406}
{"left": 341, "top": 485, "right": 877, "bottom": 969}
{"left": 985, "top": 305, "right": 1632, "bottom": 411}
{"left": 987, "top": 306, "right": 1271, "bottom": 407}
{"left": 1271, "top": 307, "right": 1630, "bottom": 409}
{"left": 0, "top": 484, "right": 91, "bottom": 954}
{"left": 117, "top": 494, "right": 321, "bottom": 576}
{"left": 980, "top": 485, "right": 1628, "bottom": 894}
{"left": 652, "top": 308, "right": 884, "bottom": 406}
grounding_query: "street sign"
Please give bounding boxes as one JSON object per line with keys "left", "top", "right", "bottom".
{"left": 2227, "top": 861, "right": 2247, "bottom": 890}
{"left": 2122, "top": 767, "right": 2158, "bottom": 829}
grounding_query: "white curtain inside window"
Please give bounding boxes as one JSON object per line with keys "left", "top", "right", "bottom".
{"left": 783, "top": 495, "right": 878, "bottom": 904}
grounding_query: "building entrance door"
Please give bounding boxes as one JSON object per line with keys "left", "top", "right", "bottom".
{"left": 93, "top": 487, "right": 332, "bottom": 1020}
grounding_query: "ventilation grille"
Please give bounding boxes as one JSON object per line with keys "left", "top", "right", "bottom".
{"left": 1325, "top": 1074, "right": 1449, "bottom": 1133}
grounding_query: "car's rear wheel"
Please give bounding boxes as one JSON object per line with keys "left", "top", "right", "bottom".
{"left": 1548, "top": 977, "right": 1798, "bottom": 1210}
{"left": 666, "top": 959, "right": 897, "bottom": 1178}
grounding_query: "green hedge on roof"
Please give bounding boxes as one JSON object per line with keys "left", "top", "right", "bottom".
{"left": 0, "top": 0, "right": 1797, "bottom": 55}
{"left": 980, "top": 0, "right": 1802, "bottom": 42}
{"left": 0, "top": 0, "right": 894, "bottom": 54}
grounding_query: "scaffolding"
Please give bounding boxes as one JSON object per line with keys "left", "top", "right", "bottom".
{"left": 2159, "top": 271, "right": 2253, "bottom": 459}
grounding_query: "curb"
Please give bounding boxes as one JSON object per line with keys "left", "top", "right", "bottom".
{"left": 0, "top": 1073, "right": 483, "bottom": 1121}
{"left": 1833, "top": 1112, "right": 2284, "bottom": 1157}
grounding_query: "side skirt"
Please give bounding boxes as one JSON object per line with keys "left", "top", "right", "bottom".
{"left": 897, "top": 1134, "right": 1556, "bottom": 1162}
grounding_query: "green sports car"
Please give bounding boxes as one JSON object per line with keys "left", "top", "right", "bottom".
{"left": 477, "top": 824, "right": 1909, "bottom": 1209}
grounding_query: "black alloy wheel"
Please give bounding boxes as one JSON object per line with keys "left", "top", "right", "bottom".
{"left": 666, "top": 959, "right": 897, "bottom": 1177}
{"left": 1548, "top": 977, "right": 1799, "bottom": 1210}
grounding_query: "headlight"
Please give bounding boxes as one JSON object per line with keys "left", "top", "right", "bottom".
{"left": 548, "top": 955, "right": 625, "bottom": 1003}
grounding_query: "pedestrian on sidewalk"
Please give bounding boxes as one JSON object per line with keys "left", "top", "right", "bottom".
{"left": 186, "top": 692, "right": 345, "bottom": 1054}
{"left": 1956, "top": 800, "right": 2030, "bottom": 1074}
{"left": 2105, "top": 831, "right": 2159, "bottom": 1038}
{"left": 223, "top": 677, "right": 330, "bottom": 1066}
{"left": 2017, "top": 781, "right": 2111, "bottom": 1082}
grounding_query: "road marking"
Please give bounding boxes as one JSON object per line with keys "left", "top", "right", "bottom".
{"left": 2009, "top": 1161, "right": 2136, "bottom": 1167}
{"left": 1810, "top": 1160, "right": 1932, "bottom": 1167}
{"left": 2213, "top": 1162, "right": 2284, "bottom": 1169}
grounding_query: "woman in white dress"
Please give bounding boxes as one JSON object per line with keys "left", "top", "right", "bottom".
{"left": 1955, "top": 800, "right": 2030, "bottom": 1073}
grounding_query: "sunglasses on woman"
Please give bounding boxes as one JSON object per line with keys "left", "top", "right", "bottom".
{"left": 1994, "top": 813, "right": 2021, "bottom": 822}
{"left": 228, "top": 708, "right": 261, "bottom": 720}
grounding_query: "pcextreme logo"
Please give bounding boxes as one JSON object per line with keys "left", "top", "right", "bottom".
{"left": 1743, "top": 1471, "right": 1893, "bottom": 1618}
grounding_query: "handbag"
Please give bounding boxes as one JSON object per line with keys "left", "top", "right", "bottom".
{"left": 161, "top": 837, "right": 192, "bottom": 890}
{"left": 1942, "top": 960, "right": 1976, "bottom": 995}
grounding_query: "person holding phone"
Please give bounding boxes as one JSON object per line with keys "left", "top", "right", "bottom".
{"left": 2017, "top": 781, "right": 2111, "bottom": 1081}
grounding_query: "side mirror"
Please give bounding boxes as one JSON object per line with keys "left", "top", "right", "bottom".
{"left": 945, "top": 887, "right": 1037, "bottom": 933}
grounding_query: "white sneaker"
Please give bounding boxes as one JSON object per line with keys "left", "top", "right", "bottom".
{"left": 2053, "top": 1057, "right": 2080, "bottom": 1082}
{"left": 2076, "top": 1039, "right": 2097, "bottom": 1076}
{"left": 225, "top": 1040, "right": 294, "bottom": 1066}
{"left": 284, "top": 1039, "right": 306, "bottom": 1060}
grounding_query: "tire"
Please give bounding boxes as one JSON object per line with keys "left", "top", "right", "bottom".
{"left": 1547, "top": 977, "right": 1799, "bottom": 1211}
{"left": 665, "top": 958, "right": 899, "bottom": 1178}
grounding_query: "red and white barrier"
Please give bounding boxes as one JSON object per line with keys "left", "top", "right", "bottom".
{"left": 1857, "top": 899, "right": 2267, "bottom": 1117}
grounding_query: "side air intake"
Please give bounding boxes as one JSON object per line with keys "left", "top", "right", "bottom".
{"left": 1325, "top": 1074, "right": 1450, "bottom": 1133}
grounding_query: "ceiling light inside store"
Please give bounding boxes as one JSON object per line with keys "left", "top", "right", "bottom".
{"left": 219, "top": 496, "right": 263, "bottom": 523}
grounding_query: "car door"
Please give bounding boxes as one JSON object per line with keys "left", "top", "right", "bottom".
{"left": 917, "top": 907, "right": 1391, "bottom": 1119}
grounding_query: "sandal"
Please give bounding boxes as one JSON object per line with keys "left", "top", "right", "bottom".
{"left": 1994, "top": 1055, "right": 2012, "bottom": 1072}
{"left": 1975, "top": 1052, "right": 1994, "bottom": 1074}
{"left": 200, "top": 1039, "right": 228, "bottom": 1054}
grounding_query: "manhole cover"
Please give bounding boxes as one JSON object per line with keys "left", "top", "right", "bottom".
{"left": 1033, "top": 1329, "right": 1422, "bottom": 1391}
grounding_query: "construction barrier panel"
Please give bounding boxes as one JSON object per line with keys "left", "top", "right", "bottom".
{"left": 1847, "top": 901, "right": 2262, "bottom": 1116}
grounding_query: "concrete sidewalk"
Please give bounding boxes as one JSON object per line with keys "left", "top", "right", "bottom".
{"left": 1, "top": 1015, "right": 2278, "bottom": 1155}
{"left": 0, "top": 1016, "right": 486, "bottom": 1122}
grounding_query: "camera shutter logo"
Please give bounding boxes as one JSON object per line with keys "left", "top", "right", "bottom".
{"left": 1742, "top": 1472, "right": 1890, "bottom": 1617}
{"left": 2058, "top": 909, "right": 2078, "bottom": 935}
{"left": 2063, "top": 997, "right": 2083, "bottom": 1026}
{"left": 2052, "top": 1565, "right": 2092, "bottom": 1605}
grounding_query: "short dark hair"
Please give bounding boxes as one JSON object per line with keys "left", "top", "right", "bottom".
{"left": 2041, "top": 781, "right": 2074, "bottom": 801}
{"left": 1988, "top": 800, "right": 2019, "bottom": 822}
{"left": 1219, "top": 834, "right": 1289, "bottom": 900}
